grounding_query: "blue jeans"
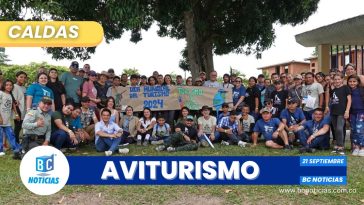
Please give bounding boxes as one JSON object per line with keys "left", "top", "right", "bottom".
{"left": 95, "top": 137, "right": 122, "bottom": 152}
{"left": 0, "top": 126, "right": 21, "bottom": 153}
{"left": 50, "top": 129, "right": 74, "bottom": 150}
{"left": 350, "top": 113, "right": 364, "bottom": 147}
{"left": 299, "top": 131, "right": 329, "bottom": 149}
{"left": 198, "top": 132, "right": 220, "bottom": 143}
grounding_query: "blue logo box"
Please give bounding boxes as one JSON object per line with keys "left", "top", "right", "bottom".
{"left": 36, "top": 154, "right": 54, "bottom": 172}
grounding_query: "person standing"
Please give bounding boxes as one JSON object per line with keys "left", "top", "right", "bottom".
{"left": 26, "top": 72, "right": 55, "bottom": 111}
{"left": 12, "top": 71, "right": 27, "bottom": 143}
{"left": 60, "top": 61, "right": 83, "bottom": 106}
{"left": 47, "top": 68, "right": 66, "bottom": 112}
{"left": 82, "top": 70, "right": 100, "bottom": 109}
{"left": 203, "top": 71, "right": 222, "bottom": 88}
{"left": 301, "top": 72, "right": 324, "bottom": 120}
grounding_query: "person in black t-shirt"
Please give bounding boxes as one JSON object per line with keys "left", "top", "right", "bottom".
{"left": 244, "top": 77, "right": 261, "bottom": 119}
{"left": 155, "top": 115, "right": 198, "bottom": 152}
{"left": 47, "top": 68, "right": 66, "bottom": 112}
{"left": 270, "top": 80, "right": 288, "bottom": 116}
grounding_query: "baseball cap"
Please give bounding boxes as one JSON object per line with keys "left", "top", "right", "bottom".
{"left": 199, "top": 71, "right": 206, "bottom": 75}
{"left": 293, "top": 74, "right": 303, "bottom": 80}
{"left": 260, "top": 107, "right": 271, "bottom": 114}
{"left": 186, "top": 115, "right": 194, "bottom": 121}
{"left": 70, "top": 61, "right": 79, "bottom": 70}
{"left": 89, "top": 70, "right": 97, "bottom": 76}
{"left": 288, "top": 98, "right": 298, "bottom": 104}
{"left": 41, "top": 97, "right": 52, "bottom": 104}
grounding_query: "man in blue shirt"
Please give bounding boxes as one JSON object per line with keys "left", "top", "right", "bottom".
{"left": 294, "top": 108, "right": 330, "bottom": 153}
{"left": 280, "top": 98, "right": 306, "bottom": 144}
{"left": 217, "top": 110, "right": 246, "bottom": 147}
{"left": 252, "top": 107, "right": 291, "bottom": 150}
{"left": 95, "top": 108, "right": 126, "bottom": 156}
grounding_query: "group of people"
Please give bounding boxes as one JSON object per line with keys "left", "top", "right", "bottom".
{"left": 0, "top": 61, "right": 364, "bottom": 159}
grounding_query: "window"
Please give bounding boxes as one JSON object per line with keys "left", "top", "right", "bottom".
{"left": 311, "top": 69, "right": 315, "bottom": 73}
{"left": 311, "top": 63, "right": 315, "bottom": 67}
{"left": 284, "top": 66, "right": 288, "bottom": 74}
{"left": 275, "top": 66, "right": 280, "bottom": 74}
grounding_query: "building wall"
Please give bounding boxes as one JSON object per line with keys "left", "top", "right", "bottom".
{"left": 261, "top": 63, "right": 310, "bottom": 76}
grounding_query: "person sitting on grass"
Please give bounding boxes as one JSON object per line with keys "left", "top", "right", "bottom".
{"left": 136, "top": 107, "right": 156, "bottom": 146}
{"left": 119, "top": 106, "right": 139, "bottom": 144}
{"left": 156, "top": 115, "right": 198, "bottom": 152}
{"left": 217, "top": 103, "right": 230, "bottom": 124}
{"left": 280, "top": 98, "right": 306, "bottom": 145}
{"left": 151, "top": 115, "right": 171, "bottom": 145}
{"left": 263, "top": 98, "right": 278, "bottom": 118}
{"left": 239, "top": 105, "right": 255, "bottom": 142}
{"left": 294, "top": 108, "right": 330, "bottom": 153}
{"left": 252, "top": 107, "right": 291, "bottom": 150}
{"left": 50, "top": 102, "right": 79, "bottom": 150}
{"left": 217, "top": 110, "right": 247, "bottom": 147}
{"left": 95, "top": 108, "right": 127, "bottom": 156}
{"left": 198, "top": 105, "right": 218, "bottom": 147}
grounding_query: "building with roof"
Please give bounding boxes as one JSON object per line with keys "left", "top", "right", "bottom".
{"left": 257, "top": 60, "right": 310, "bottom": 76}
{"left": 295, "top": 15, "right": 364, "bottom": 74}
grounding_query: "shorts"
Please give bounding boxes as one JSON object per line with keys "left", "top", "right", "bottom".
{"left": 271, "top": 137, "right": 285, "bottom": 146}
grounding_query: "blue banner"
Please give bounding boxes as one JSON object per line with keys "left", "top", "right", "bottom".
{"left": 66, "top": 156, "right": 346, "bottom": 185}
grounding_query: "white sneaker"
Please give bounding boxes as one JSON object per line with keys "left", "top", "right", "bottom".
{"left": 0, "top": 152, "right": 5, "bottom": 156}
{"left": 238, "top": 141, "right": 246, "bottom": 147}
{"left": 167, "top": 147, "right": 176, "bottom": 152}
{"left": 105, "top": 151, "right": 113, "bottom": 156}
{"left": 358, "top": 150, "right": 364, "bottom": 157}
{"left": 352, "top": 149, "right": 360, "bottom": 156}
{"left": 118, "top": 148, "right": 129, "bottom": 154}
{"left": 221, "top": 140, "right": 230, "bottom": 146}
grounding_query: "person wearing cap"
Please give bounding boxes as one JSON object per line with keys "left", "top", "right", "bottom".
{"left": 139, "top": 75, "right": 147, "bottom": 86}
{"left": 239, "top": 104, "right": 255, "bottom": 142}
{"left": 12, "top": 71, "right": 27, "bottom": 143}
{"left": 270, "top": 80, "right": 288, "bottom": 116}
{"left": 198, "top": 105, "right": 218, "bottom": 147}
{"left": 95, "top": 71, "right": 111, "bottom": 108}
{"left": 0, "top": 80, "right": 22, "bottom": 159}
{"left": 47, "top": 68, "right": 66, "bottom": 112}
{"left": 217, "top": 103, "right": 230, "bottom": 124}
{"left": 82, "top": 70, "right": 100, "bottom": 109}
{"left": 222, "top": 74, "right": 233, "bottom": 89}
{"left": 194, "top": 77, "right": 203, "bottom": 86}
{"left": 294, "top": 108, "right": 330, "bottom": 153}
{"left": 21, "top": 97, "right": 52, "bottom": 153}
{"left": 203, "top": 71, "right": 222, "bottom": 88}
{"left": 80, "top": 96, "right": 98, "bottom": 141}
{"left": 288, "top": 74, "right": 303, "bottom": 107}
{"left": 263, "top": 98, "right": 278, "bottom": 118}
{"left": 301, "top": 72, "right": 324, "bottom": 120}
{"left": 155, "top": 115, "right": 199, "bottom": 152}
{"left": 50, "top": 102, "right": 78, "bottom": 150}
{"left": 217, "top": 110, "right": 245, "bottom": 146}
{"left": 252, "top": 107, "right": 291, "bottom": 150}
{"left": 199, "top": 72, "right": 207, "bottom": 83}
{"left": 26, "top": 72, "right": 55, "bottom": 111}
{"left": 95, "top": 108, "right": 126, "bottom": 156}
{"left": 60, "top": 61, "right": 83, "bottom": 105}
{"left": 280, "top": 98, "right": 306, "bottom": 145}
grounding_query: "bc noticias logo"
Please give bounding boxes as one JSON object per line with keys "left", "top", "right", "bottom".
{"left": 20, "top": 146, "right": 69, "bottom": 195}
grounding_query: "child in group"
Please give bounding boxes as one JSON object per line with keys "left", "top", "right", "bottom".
{"left": 263, "top": 99, "right": 278, "bottom": 118}
{"left": 197, "top": 105, "right": 218, "bottom": 147}
{"left": 151, "top": 115, "right": 171, "bottom": 145}
{"left": 0, "top": 80, "right": 22, "bottom": 159}
{"left": 239, "top": 105, "right": 255, "bottom": 142}
{"left": 347, "top": 75, "right": 364, "bottom": 156}
{"left": 327, "top": 73, "right": 351, "bottom": 155}
{"left": 270, "top": 80, "right": 288, "bottom": 116}
{"left": 217, "top": 103, "right": 230, "bottom": 124}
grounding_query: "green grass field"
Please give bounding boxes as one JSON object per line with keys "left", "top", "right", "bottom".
{"left": 0, "top": 144, "right": 363, "bottom": 205}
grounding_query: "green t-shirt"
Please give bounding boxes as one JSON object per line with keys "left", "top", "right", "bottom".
{"left": 51, "top": 111, "right": 72, "bottom": 133}
{"left": 60, "top": 72, "right": 83, "bottom": 103}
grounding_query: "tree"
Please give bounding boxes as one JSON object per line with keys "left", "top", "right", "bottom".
{"left": 0, "top": 0, "right": 319, "bottom": 80}
{"left": 0, "top": 47, "right": 10, "bottom": 65}
{"left": 122, "top": 68, "right": 140, "bottom": 76}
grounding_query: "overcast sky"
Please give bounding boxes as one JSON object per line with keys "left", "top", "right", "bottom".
{"left": 5, "top": 0, "right": 364, "bottom": 77}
